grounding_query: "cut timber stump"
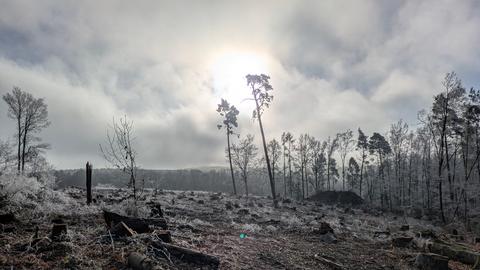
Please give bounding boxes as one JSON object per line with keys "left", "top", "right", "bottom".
{"left": 103, "top": 210, "right": 167, "bottom": 233}
{"left": 392, "top": 236, "right": 413, "bottom": 248}
{"left": 151, "top": 240, "right": 220, "bottom": 269}
{"left": 128, "top": 252, "right": 163, "bottom": 270}
{"left": 154, "top": 230, "right": 172, "bottom": 243}
{"left": 51, "top": 223, "right": 68, "bottom": 241}
{"left": 414, "top": 253, "right": 449, "bottom": 270}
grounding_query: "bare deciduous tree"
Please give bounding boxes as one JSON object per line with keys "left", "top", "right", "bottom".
{"left": 268, "top": 139, "right": 281, "bottom": 193}
{"left": 231, "top": 134, "right": 257, "bottom": 197}
{"left": 337, "top": 130, "right": 355, "bottom": 191}
{"left": 100, "top": 116, "right": 138, "bottom": 201}
{"left": 3, "top": 87, "right": 50, "bottom": 172}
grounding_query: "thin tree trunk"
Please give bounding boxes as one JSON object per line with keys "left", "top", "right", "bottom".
{"left": 21, "top": 126, "right": 28, "bottom": 172}
{"left": 359, "top": 149, "right": 365, "bottom": 197}
{"left": 226, "top": 130, "right": 237, "bottom": 195}
{"left": 253, "top": 92, "right": 276, "bottom": 206}
{"left": 16, "top": 116, "right": 21, "bottom": 172}
{"left": 283, "top": 145, "right": 286, "bottom": 197}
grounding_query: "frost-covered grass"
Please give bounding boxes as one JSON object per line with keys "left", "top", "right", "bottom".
{"left": 280, "top": 214, "right": 303, "bottom": 227}
{"left": 241, "top": 223, "right": 262, "bottom": 232}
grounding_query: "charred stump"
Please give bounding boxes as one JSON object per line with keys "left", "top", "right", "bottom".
{"left": 86, "top": 162, "right": 92, "bottom": 205}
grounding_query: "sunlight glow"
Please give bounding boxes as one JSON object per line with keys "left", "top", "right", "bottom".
{"left": 210, "top": 51, "right": 269, "bottom": 108}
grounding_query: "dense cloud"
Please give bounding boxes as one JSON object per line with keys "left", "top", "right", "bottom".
{"left": 0, "top": 0, "right": 479, "bottom": 169}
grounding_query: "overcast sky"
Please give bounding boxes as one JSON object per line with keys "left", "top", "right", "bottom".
{"left": 0, "top": 0, "right": 479, "bottom": 169}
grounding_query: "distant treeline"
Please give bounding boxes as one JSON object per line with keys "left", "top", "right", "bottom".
{"left": 54, "top": 168, "right": 272, "bottom": 195}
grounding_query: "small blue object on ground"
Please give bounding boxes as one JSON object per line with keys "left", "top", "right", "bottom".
{"left": 240, "top": 233, "right": 247, "bottom": 239}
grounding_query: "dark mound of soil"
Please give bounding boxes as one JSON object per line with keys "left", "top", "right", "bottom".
{"left": 308, "top": 191, "right": 363, "bottom": 206}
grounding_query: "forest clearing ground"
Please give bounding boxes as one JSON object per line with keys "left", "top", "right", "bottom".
{"left": 0, "top": 189, "right": 478, "bottom": 269}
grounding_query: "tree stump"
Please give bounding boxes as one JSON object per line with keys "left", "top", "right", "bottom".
{"left": 128, "top": 252, "right": 162, "bottom": 270}
{"left": 51, "top": 223, "right": 68, "bottom": 241}
{"left": 414, "top": 253, "right": 449, "bottom": 270}
{"left": 155, "top": 230, "right": 172, "bottom": 243}
{"left": 392, "top": 236, "right": 413, "bottom": 248}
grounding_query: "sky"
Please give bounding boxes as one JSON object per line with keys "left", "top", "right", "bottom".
{"left": 0, "top": 0, "right": 479, "bottom": 169}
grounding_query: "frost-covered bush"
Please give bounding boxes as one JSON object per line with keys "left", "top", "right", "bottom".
{"left": 241, "top": 223, "right": 262, "bottom": 232}
{"left": 281, "top": 214, "right": 303, "bottom": 227}
{"left": 102, "top": 199, "right": 150, "bottom": 218}
{"left": 191, "top": 218, "right": 212, "bottom": 227}
{"left": 0, "top": 172, "right": 92, "bottom": 217}
{"left": 0, "top": 173, "right": 43, "bottom": 206}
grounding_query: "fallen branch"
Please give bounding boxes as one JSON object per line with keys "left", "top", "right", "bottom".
{"left": 150, "top": 240, "right": 220, "bottom": 269}
{"left": 314, "top": 253, "right": 344, "bottom": 270}
{"left": 103, "top": 210, "right": 167, "bottom": 233}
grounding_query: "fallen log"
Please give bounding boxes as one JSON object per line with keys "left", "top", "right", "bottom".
{"left": 128, "top": 252, "right": 163, "bottom": 270}
{"left": 427, "top": 239, "right": 480, "bottom": 267}
{"left": 150, "top": 240, "right": 220, "bottom": 269}
{"left": 111, "top": 221, "right": 137, "bottom": 237}
{"left": 103, "top": 210, "right": 167, "bottom": 233}
{"left": 314, "top": 253, "right": 343, "bottom": 270}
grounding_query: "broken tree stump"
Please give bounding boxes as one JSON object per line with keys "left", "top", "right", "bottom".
{"left": 414, "top": 253, "right": 449, "bottom": 270}
{"left": 154, "top": 230, "right": 172, "bottom": 243}
{"left": 150, "top": 240, "right": 220, "bottom": 269}
{"left": 51, "top": 223, "right": 68, "bottom": 241}
{"left": 86, "top": 162, "right": 92, "bottom": 205}
{"left": 128, "top": 252, "right": 162, "bottom": 270}
{"left": 392, "top": 236, "right": 413, "bottom": 248}
{"left": 103, "top": 210, "right": 167, "bottom": 233}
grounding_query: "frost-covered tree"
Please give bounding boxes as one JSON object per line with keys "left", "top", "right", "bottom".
{"left": 337, "top": 130, "right": 355, "bottom": 191}
{"left": 246, "top": 74, "right": 277, "bottom": 205}
{"left": 267, "top": 139, "right": 281, "bottom": 190}
{"left": 325, "top": 135, "right": 339, "bottom": 190}
{"left": 217, "top": 98, "right": 240, "bottom": 195}
{"left": 231, "top": 134, "right": 257, "bottom": 197}
{"left": 3, "top": 87, "right": 50, "bottom": 172}
{"left": 281, "top": 132, "right": 294, "bottom": 197}
{"left": 347, "top": 157, "right": 360, "bottom": 191}
{"left": 100, "top": 116, "right": 139, "bottom": 202}
{"left": 357, "top": 128, "right": 369, "bottom": 197}
{"left": 0, "top": 140, "right": 12, "bottom": 174}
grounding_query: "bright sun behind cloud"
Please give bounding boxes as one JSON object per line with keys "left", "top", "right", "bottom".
{"left": 210, "top": 51, "right": 269, "bottom": 109}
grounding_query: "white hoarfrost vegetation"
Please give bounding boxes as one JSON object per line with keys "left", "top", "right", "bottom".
{"left": 2, "top": 75, "right": 480, "bottom": 269}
